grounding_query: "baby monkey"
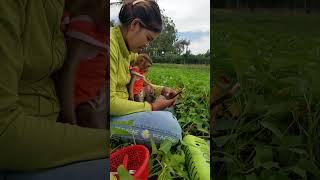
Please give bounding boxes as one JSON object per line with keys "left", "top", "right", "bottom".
{"left": 128, "top": 54, "right": 155, "bottom": 103}
{"left": 54, "top": 0, "right": 107, "bottom": 128}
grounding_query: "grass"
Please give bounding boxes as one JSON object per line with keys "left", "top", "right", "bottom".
{"left": 148, "top": 64, "right": 210, "bottom": 137}
{"left": 111, "top": 63, "right": 210, "bottom": 179}
{"left": 212, "top": 9, "right": 320, "bottom": 179}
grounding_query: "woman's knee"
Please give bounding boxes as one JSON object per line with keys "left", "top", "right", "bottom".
{"left": 157, "top": 111, "right": 181, "bottom": 130}
{"left": 111, "top": 111, "right": 182, "bottom": 144}
{"left": 140, "top": 111, "right": 182, "bottom": 144}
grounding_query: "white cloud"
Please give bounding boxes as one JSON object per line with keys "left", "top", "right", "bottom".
{"left": 189, "top": 33, "right": 210, "bottom": 54}
{"left": 110, "top": 1, "right": 121, "bottom": 22}
{"left": 110, "top": 0, "right": 210, "bottom": 54}
{"left": 111, "top": 0, "right": 210, "bottom": 32}
{"left": 158, "top": 0, "right": 210, "bottom": 32}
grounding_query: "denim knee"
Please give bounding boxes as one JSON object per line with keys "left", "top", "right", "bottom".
{"left": 111, "top": 111, "right": 182, "bottom": 145}
{"left": 165, "top": 112, "right": 182, "bottom": 143}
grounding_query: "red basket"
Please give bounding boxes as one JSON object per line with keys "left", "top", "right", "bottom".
{"left": 110, "top": 145, "right": 150, "bottom": 180}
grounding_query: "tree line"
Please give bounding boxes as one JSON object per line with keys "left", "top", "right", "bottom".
{"left": 151, "top": 50, "right": 210, "bottom": 65}
{"left": 213, "top": 0, "right": 320, "bottom": 13}
{"left": 110, "top": 7, "right": 210, "bottom": 65}
{"left": 143, "top": 15, "right": 210, "bottom": 65}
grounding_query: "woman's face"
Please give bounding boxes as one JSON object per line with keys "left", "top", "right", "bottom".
{"left": 126, "top": 19, "right": 159, "bottom": 53}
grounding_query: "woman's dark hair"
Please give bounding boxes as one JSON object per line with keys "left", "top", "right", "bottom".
{"left": 119, "top": 0, "right": 162, "bottom": 33}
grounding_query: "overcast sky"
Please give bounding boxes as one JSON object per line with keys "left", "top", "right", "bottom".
{"left": 110, "top": 0, "right": 210, "bottom": 54}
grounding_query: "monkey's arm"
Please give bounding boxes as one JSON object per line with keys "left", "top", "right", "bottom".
{"left": 55, "top": 39, "right": 82, "bottom": 124}
{"left": 56, "top": 38, "right": 99, "bottom": 124}
{"left": 128, "top": 74, "right": 139, "bottom": 101}
{"left": 130, "top": 71, "right": 153, "bottom": 87}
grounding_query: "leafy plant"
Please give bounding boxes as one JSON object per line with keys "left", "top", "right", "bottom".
{"left": 110, "top": 120, "right": 133, "bottom": 136}
{"left": 148, "top": 138, "right": 190, "bottom": 180}
{"left": 111, "top": 64, "right": 210, "bottom": 179}
{"left": 212, "top": 10, "right": 320, "bottom": 180}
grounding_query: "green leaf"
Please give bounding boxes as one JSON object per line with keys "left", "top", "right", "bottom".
{"left": 260, "top": 161, "right": 279, "bottom": 170}
{"left": 276, "top": 146, "right": 295, "bottom": 166}
{"left": 214, "top": 119, "right": 237, "bottom": 131}
{"left": 158, "top": 166, "right": 173, "bottom": 180}
{"left": 260, "top": 121, "right": 283, "bottom": 139}
{"left": 111, "top": 127, "right": 130, "bottom": 136}
{"left": 267, "top": 102, "right": 290, "bottom": 115}
{"left": 288, "top": 148, "right": 308, "bottom": 156}
{"left": 170, "top": 153, "right": 189, "bottom": 179}
{"left": 213, "top": 156, "right": 236, "bottom": 165}
{"left": 266, "top": 173, "right": 290, "bottom": 180}
{"left": 159, "top": 139, "right": 172, "bottom": 154}
{"left": 298, "top": 159, "right": 320, "bottom": 178}
{"left": 197, "top": 127, "right": 209, "bottom": 134}
{"left": 148, "top": 158, "right": 153, "bottom": 175}
{"left": 259, "top": 169, "right": 274, "bottom": 179}
{"left": 212, "top": 134, "right": 236, "bottom": 147}
{"left": 254, "top": 145, "right": 273, "bottom": 168}
{"left": 180, "top": 139, "right": 188, "bottom": 146}
{"left": 246, "top": 173, "right": 259, "bottom": 180}
{"left": 281, "top": 136, "right": 304, "bottom": 147}
{"left": 259, "top": 170, "right": 289, "bottom": 180}
{"left": 111, "top": 120, "right": 134, "bottom": 126}
{"left": 229, "top": 176, "right": 243, "bottom": 180}
{"left": 171, "top": 153, "right": 185, "bottom": 166}
{"left": 117, "top": 165, "right": 134, "bottom": 180}
{"left": 150, "top": 136, "right": 158, "bottom": 155}
{"left": 284, "top": 166, "right": 306, "bottom": 179}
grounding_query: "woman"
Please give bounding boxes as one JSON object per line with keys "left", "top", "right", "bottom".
{"left": 0, "top": 1, "right": 108, "bottom": 179}
{"left": 110, "top": 0, "right": 182, "bottom": 145}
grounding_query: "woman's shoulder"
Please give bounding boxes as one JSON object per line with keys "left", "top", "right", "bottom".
{"left": 110, "top": 26, "right": 121, "bottom": 49}
{"left": 110, "top": 26, "right": 131, "bottom": 60}
{"left": 110, "top": 26, "right": 121, "bottom": 58}
{"left": 110, "top": 26, "right": 121, "bottom": 44}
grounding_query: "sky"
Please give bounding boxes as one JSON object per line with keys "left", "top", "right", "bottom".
{"left": 110, "top": 0, "right": 210, "bottom": 55}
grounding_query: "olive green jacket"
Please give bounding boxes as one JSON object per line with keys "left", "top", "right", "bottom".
{"left": 0, "top": 0, "right": 107, "bottom": 171}
{"left": 110, "top": 26, "right": 163, "bottom": 116}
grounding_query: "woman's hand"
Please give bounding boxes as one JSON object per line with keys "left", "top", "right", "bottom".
{"left": 161, "top": 87, "right": 177, "bottom": 105}
{"left": 151, "top": 95, "right": 177, "bottom": 111}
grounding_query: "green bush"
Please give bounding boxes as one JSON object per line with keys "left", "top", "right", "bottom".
{"left": 151, "top": 54, "right": 210, "bottom": 65}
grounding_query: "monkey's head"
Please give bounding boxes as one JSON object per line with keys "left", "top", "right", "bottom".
{"left": 65, "top": 0, "right": 106, "bottom": 32}
{"left": 135, "top": 53, "right": 153, "bottom": 72}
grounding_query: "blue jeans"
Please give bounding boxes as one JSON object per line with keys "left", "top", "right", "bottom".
{"left": 0, "top": 159, "right": 109, "bottom": 180}
{"left": 111, "top": 111, "right": 182, "bottom": 145}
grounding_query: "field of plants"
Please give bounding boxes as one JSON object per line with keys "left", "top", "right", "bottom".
{"left": 212, "top": 10, "right": 320, "bottom": 179}
{"left": 148, "top": 64, "right": 210, "bottom": 138}
{"left": 111, "top": 63, "right": 210, "bottom": 179}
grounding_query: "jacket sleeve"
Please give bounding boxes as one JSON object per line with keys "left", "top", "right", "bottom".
{"left": 0, "top": 0, "right": 107, "bottom": 171}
